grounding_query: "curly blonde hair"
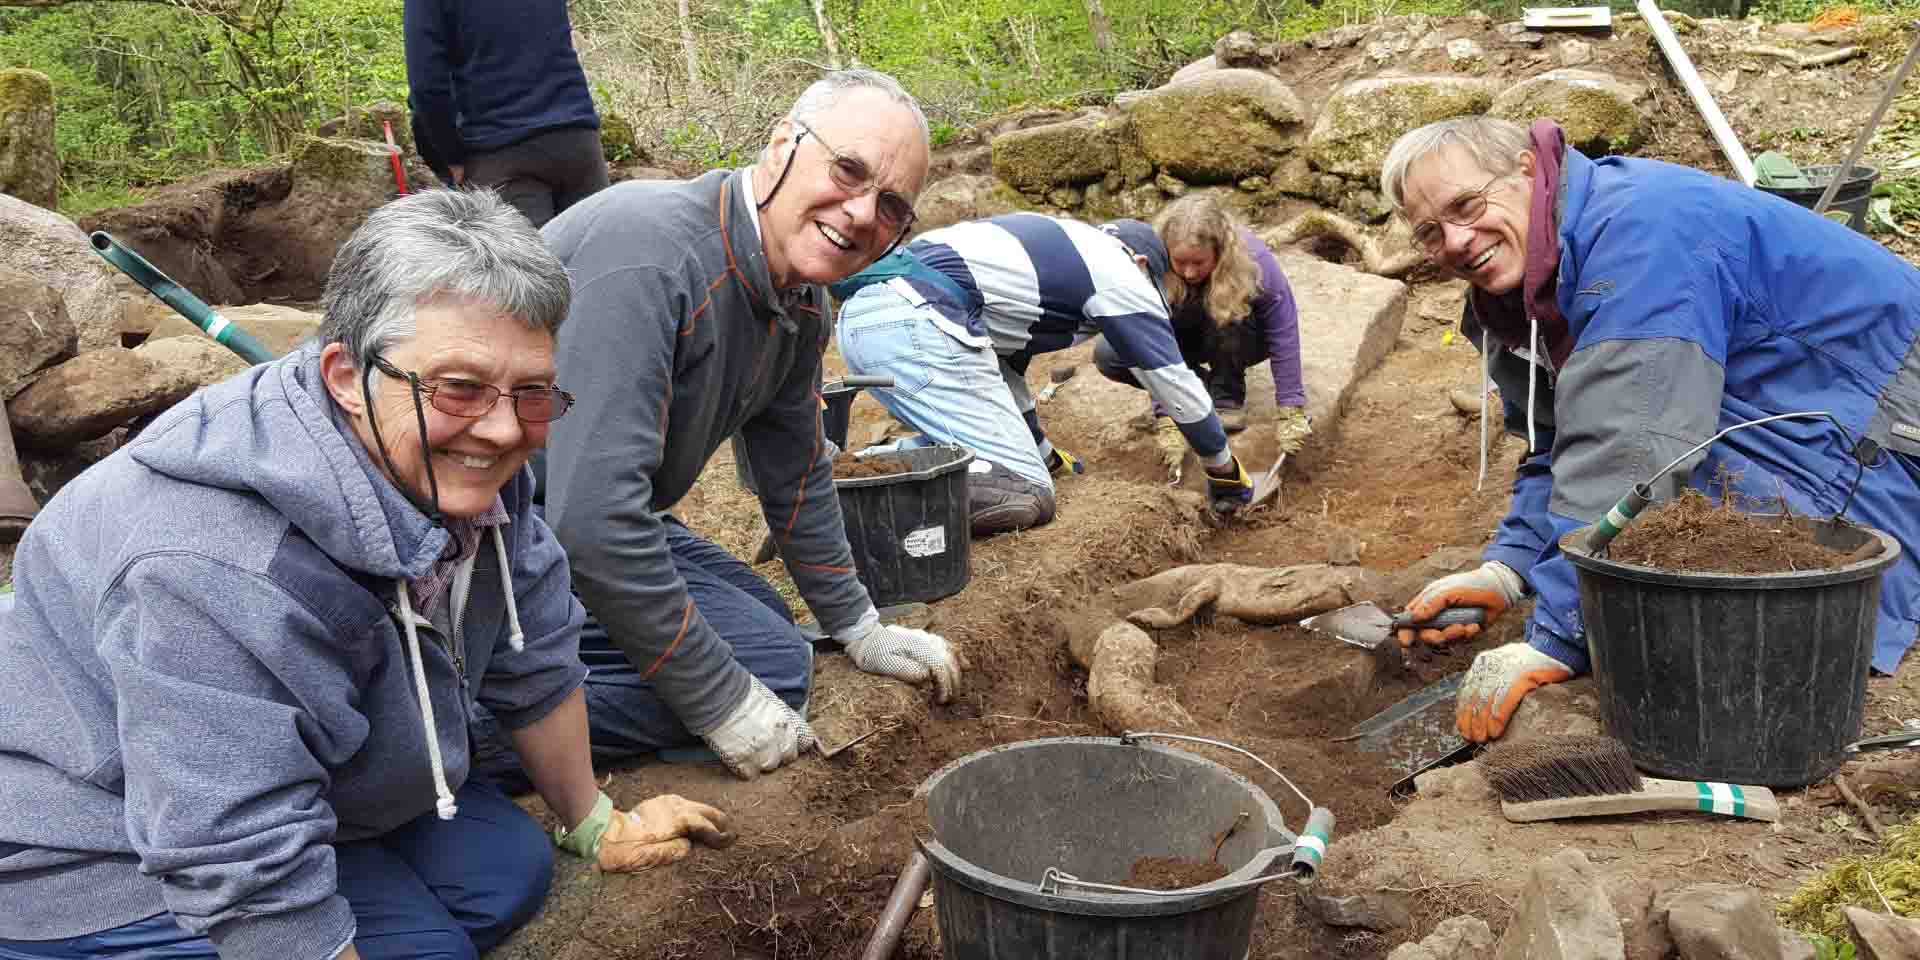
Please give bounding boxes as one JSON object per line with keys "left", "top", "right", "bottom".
{"left": 1155, "top": 194, "right": 1261, "bottom": 329}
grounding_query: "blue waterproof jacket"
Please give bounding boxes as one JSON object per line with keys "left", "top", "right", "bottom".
{"left": 1471, "top": 148, "right": 1920, "bottom": 675}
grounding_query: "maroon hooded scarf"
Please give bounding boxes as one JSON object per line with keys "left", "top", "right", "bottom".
{"left": 1466, "top": 119, "right": 1574, "bottom": 370}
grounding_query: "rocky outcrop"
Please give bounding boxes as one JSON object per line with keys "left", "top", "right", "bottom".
{"left": 7, "top": 348, "right": 188, "bottom": 447}
{"left": 0, "top": 266, "right": 77, "bottom": 398}
{"left": 991, "top": 114, "right": 1121, "bottom": 193}
{"left": 1121, "top": 69, "right": 1308, "bottom": 184}
{"left": 1307, "top": 76, "right": 1502, "bottom": 181}
{"left": 0, "top": 193, "right": 136, "bottom": 353}
{"left": 911, "top": 174, "right": 1022, "bottom": 234}
{"left": 1491, "top": 69, "right": 1650, "bottom": 156}
{"left": 0, "top": 68, "right": 57, "bottom": 211}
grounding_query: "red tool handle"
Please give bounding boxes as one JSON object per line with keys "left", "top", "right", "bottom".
{"left": 382, "top": 120, "right": 409, "bottom": 195}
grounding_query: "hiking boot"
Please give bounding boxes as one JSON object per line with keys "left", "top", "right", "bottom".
{"left": 1217, "top": 406, "right": 1249, "bottom": 434}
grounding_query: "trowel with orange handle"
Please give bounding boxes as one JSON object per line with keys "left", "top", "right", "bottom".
{"left": 1300, "top": 602, "right": 1486, "bottom": 654}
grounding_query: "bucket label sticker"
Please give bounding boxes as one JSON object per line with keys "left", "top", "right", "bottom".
{"left": 904, "top": 525, "right": 947, "bottom": 558}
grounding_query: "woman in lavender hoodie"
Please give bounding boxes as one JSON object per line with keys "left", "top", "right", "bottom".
{"left": 0, "top": 189, "right": 730, "bottom": 960}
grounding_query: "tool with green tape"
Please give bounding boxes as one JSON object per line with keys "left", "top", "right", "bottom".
{"left": 1481, "top": 734, "right": 1780, "bottom": 823}
{"left": 89, "top": 231, "right": 276, "bottom": 365}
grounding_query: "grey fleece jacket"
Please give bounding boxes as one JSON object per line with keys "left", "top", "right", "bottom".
{"left": 540, "top": 168, "right": 874, "bottom": 734}
{"left": 0, "top": 347, "right": 587, "bottom": 956}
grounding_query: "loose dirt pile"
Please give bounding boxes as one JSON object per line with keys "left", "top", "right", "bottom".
{"left": 833, "top": 451, "right": 915, "bottom": 478}
{"left": 1605, "top": 488, "right": 1858, "bottom": 573}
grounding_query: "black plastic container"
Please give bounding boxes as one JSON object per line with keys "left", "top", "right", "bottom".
{"left": 918, "top": 738, "right": 1298, "bottom": 960}
{"left": 1755, "top": 163, "right": 1879, "bottom": 235}
{"left": 835, "top": 444, "right": 973, "bottom": 607}
{"left": 1564, "top": 518, "right": 1901, "bottom": 787}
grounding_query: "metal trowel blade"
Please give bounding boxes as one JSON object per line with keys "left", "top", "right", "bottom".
{"left": 1300, "top": 601, "right": 1397, "bottom": 652}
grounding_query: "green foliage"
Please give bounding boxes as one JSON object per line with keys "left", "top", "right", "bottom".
{"left": 0, "top": 0, "right": 405, "bottom": 215}
{"left": 929, "top": 120, "right": 961, "bottom": 148}
{"left": 1806, "top": 933, "right": 1857, "bottom": 960}
{"left": 1743, "top": 0, "right": 1904, "bottom": 23}
{"left": 1781, "top": 813, "right": 1920, "bottom": 940}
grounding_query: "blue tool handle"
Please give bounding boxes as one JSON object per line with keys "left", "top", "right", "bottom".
{"left": 1390, "top": 607, "right": 1486, "bottom": 629}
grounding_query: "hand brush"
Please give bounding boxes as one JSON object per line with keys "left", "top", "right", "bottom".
{"left": 1480, "top": 734, "right": 1780, "bottom": 823}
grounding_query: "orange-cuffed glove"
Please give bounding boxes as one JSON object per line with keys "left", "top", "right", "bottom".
{"left": 1455, "top": 643, "right": 1574, "bottom": 742}
{"left": 1395, "top": 561, "right": 1527, "bottom": 649}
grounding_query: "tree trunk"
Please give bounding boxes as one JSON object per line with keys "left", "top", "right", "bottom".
{"left": 677, "top": 0, "right": 701, "bottom": 96}
{"left": 1084, "top": 0, "right": 1114, "bottom": 54}
{"left": 811, "top": 0, "right": 843, "bottom": 69}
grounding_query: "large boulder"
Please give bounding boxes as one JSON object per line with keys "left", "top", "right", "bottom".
{"left": 911, "top": 174, "right": 1022, "bottom": 234}
{"left": 0, "top": 193, "right": 137, "bottom": 352}
{"left": 1495, "top": 848, "right": 1625, "bottom": 960}
{"left": 0, "top": 266, "right": 77, "bottom": 398}
{"left": 1169, "top": 55, "right": 1218, "bottom": 85}
{"left": 991, "top": 115, "right": 1119, "bottom": 193}
{"left": 1121, "top": 70, "right": 1308, "bottom": 184}
{"left": 1491, "top": 69, "right": 1651, "bottom": 156}
{"left": 134, "top": 335, "right": 249, "bottom": 398}
{"left": 0, "top": 68, "right": 57, "bottom": 211}
{"left": 1306, "top": 76, "right": 1501, "bottom": 180}
{"left": 124, "top": 301, "right": 321, "bottom": 358}
{"left": 7, "top": 348, "right": 189, "bottom": 447}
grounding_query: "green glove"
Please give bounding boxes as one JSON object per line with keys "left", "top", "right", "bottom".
{"left": 552, "top": 790, "right": 615, "bottom": 859}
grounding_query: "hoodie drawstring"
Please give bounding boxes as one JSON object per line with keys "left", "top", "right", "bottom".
{"left": 396, "top": 580, "right": 459, "bottom": 821}
{"left": 1477, "top": 328, "right": 1492, "bottom": 492}
{"left": 1525, "top": 313, "right": 1540, "bottom": 455}
{"left": 491, "top": 525, "right": 525, "bottom": 652}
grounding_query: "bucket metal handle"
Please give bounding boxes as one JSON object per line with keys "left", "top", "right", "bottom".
{"left": 1038, "top": 863, "right": 1301, "bottom": 899}
{"left": 1583, "top": 410, "right": 1875, "bottom": 555}
{"left": 1115, "top": 732, "right": 1335, "bottom": 882}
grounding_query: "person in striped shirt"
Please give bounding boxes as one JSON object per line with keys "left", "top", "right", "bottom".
{"left": 831, "top": 213, "right": 1254, "bottom": 535}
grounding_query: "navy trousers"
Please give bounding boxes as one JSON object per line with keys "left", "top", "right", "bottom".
{"left": 0, "top": 779, "right": 552, "bottom": 960}
{"left": 472, "top": 515, "right": 814, "bottom": 787}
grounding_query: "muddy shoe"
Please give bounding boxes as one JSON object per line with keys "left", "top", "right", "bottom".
{"left": 1217, "top": 406, "right": 1249, "bottom": 434}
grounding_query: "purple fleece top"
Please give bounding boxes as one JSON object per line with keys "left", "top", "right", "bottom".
{"left": 1241, "top": 228, "right": 1307, "bottom": 407}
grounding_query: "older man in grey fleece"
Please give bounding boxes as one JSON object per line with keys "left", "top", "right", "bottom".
{"left": 526, "top": 70, "right": 958, "bottom": 782}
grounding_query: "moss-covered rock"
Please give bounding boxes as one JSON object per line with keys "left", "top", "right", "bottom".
{"left": 0, "top": 69, "right": 57, "bottom": 211}
{"left": 1121, "top": 69, "right": 1307, "bottom": 185}
{"left": 315, "top": 101, "right": 414, "bottom": 155}
{"left": 1306, "top": 76, "right": 1500, "bottom": 181}
{"left": 1490, "top": 69, "right": 1649, "bottom": 156}
{"left": 291, "top": 135, "right": 403, "bottom": 188}
{"left": 990, "top": 114, "right": 1118, "bottom": 193}
{"left": 599, "top": 112, "right": 643, "bottom": 164}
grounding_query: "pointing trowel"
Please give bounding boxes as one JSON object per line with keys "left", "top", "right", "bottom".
{"left": 1300, "top": 602, "right": 1486, "bottom": 652}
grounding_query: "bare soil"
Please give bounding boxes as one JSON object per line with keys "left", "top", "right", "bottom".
{"left": 1606, "top": 487, "right": 1857, "bottom": 573}
{"left": 833, "top": 451, "right": 915, "bottom": 479}
{"left": 1129, "top": 855, "right": 1231, "bottom": 890}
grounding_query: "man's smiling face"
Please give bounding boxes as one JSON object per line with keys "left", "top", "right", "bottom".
{"left": 1400, "top": 145, "right": 1535, "bottom": 295}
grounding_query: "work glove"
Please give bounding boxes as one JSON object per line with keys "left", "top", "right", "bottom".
{"left": 1395, "top": 560, "right": 1527, "bottom": 649}
{"left": 1153, "top": 417, "right": 1186, "bottom": 481}
{"left": 837, "top": 617, "right": 961, "bottom": 704}
{"left": 1046, "top": 448, "right": 1085, "bottom": 477}
{"left": 1456, "top": 643, "right": 1574, "bottom": 742}
{"left": 1203, "top": 455, "right": 1255, "bottom": 515}
{"left": 1273, "top": 406, "right": 1313, "bottom": 456}
{"left": 554, "top": 790, "right": 735, "bottom": 871}
{"left": 703, "top": 675, "right": 817, "bottom": 780}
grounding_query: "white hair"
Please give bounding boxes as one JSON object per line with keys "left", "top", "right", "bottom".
{"left": 1380, "top": 116, "right": 1533, "bottom": 210}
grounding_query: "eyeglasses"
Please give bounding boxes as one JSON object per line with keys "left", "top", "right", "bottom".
{"left": 371, "top": 355, "right": 575, "bottom": 423}
{"left": 1408, "top": 175, "right": 1507, "bottom": 254}
{"left": 793, "top": 120, "right": 918, "bottom": 231}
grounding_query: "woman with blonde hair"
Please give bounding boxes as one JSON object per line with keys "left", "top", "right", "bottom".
{"left": 1094, "top": 193, "right": 1310, "bottom": 477}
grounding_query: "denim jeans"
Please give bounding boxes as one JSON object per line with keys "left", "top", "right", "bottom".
{"left": 836, "top": 283, "right": 1054, "bottom": 491}
{"left": 0, "top": 780, "right": 551, "bottom": 960}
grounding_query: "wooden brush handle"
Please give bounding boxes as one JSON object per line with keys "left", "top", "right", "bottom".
{"left": 1501, "top": 777, "right": 1780, "bottom": 823}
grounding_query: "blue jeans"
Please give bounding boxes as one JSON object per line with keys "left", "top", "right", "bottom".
{"left": 837, "top": 283, "right": 1054, "bottom": 492}
{"left": 0, "top": 780, "right": 552, "bottom": 960}
{"left": 473, "top": 515, "right": 813, "bottom": 785}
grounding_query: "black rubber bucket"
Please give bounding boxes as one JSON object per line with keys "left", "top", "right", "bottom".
{"left": 835, "top": 443, "right": 973, "bottom": 607}
{"left": 1755, "top": 163, "right": 1879, "bottom": 235}
{"left": 1564, "top": 518, "right": 1902, "bottom": 787}
{"left": 918, "top": 738, "right": 1305, "bottom": 960}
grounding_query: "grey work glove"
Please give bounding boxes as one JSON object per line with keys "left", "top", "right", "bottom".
{"left": 702, "top": 675, "right": 817, "bottom": 780}
{"left": 835, "top": 616, "right": 961, "bottom": 704}
{"left": 1396, "top": 560, "right": 1527, "bottom": 649}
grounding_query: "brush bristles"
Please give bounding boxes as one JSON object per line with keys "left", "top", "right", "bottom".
{"left": 1481, "top": 735, "right": 1643, "bottom": 803}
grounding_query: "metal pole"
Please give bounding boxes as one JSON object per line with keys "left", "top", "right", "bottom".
{"left": 1638, "top": 0, "right": 1758, "bottom": 186}
{"left": 860, "top": 851, "right": 931, "bottom": 960}
{"left": 1814, "top": 22, "right": 1920, "bottom": 215}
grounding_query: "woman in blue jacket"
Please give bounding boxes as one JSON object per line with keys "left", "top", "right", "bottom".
{"left": 0, "top": 190, "right": 730, "bottom": 960}
{"left": 1380, "top": 116, "right": 1920, "bottom": 743}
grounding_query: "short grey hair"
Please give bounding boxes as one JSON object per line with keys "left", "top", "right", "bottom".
{"left": 319, "top": 188, "right": 571, "bottom": 370}
{"left": 788, "top": 68, "right": 929, "bottom": 143}
{"left": 1380, "top": 116, "right": 1533, "bottom": 210}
